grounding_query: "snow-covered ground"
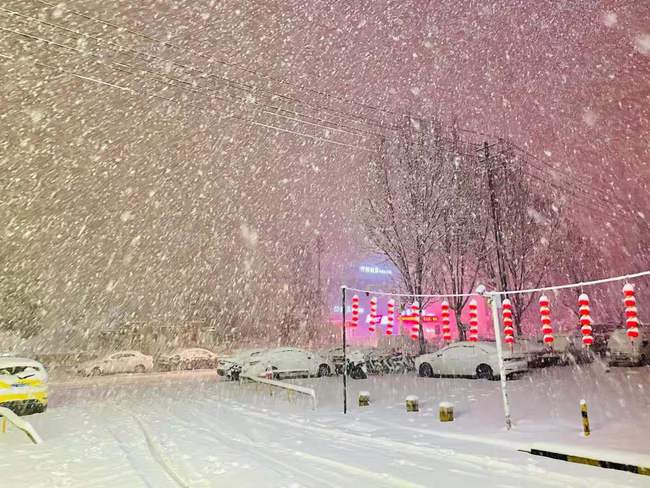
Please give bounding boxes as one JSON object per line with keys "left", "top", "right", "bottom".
{"left": 2, "top": 363, "right": 649, "bottom": 487}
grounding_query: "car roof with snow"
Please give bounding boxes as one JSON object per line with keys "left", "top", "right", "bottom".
{"left": 109, "top": 350, "right": 145, "bottom": 356}
{"left": 171, "top": 347, "right": 212, "bottom": 353}
{"left": 258, "top": 347, "right": 306, "bottom": 354}
{"left": 0, "top": 357, "right": 45, "bottom": 370}
{"left": 442, "top": 341, "right": 497, "bottom": 351}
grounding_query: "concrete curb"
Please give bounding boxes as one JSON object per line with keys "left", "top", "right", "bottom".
{"left": 523, "top": 448, "right": 650, "bottom": 476}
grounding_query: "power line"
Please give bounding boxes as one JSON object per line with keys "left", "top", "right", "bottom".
{"left": 0, "top": 23, "right": 383, "bottom": 149}
{"left": 28, "top": 0, "right": 403, "bottom": 127}
{"left": 0, "top": 51, "right": 377, "bottom": 154}
{"left": 2, "top": 6, "right": 640, "bottom": 221}
{"left": 0, "top": 9, "right": 385, "bottom": 140}
{"left": 458, "top": 127, "right": 630, "bottom": 210}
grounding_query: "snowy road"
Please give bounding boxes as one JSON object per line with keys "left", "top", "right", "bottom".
{"left": 3, "top": 365, "right": 650, "bottom": 487}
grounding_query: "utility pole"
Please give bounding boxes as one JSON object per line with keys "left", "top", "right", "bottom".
{"left": 315, "top": 235, "right": 322, "bottom": 299}
{"left": 484, "top": 141, "right": 510, "bottom": 296}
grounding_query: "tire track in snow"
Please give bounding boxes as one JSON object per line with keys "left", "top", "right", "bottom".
{"left": 226, "top": 401, "right": 635, "bottom": 488}
{"left": 102, "top": 406, "right": 196, "bottom": 488}
{"left": 132, "top": 415, "right": 193, "bottom": 488}
{"left": 159, "top": 399, "right": 424, "bottom": 488}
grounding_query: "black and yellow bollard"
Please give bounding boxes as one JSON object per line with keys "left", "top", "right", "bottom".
{"left": 358, "top": 391, "right": 370, "bottom": 407}
{"left": 580, "top": 399, "right": 590, "bottom": 436}
{"left": 406, "top": 395, "right": 419, "bottom": 412}
{"left": 439, "top": 402, "right": 454, "bottom": 422}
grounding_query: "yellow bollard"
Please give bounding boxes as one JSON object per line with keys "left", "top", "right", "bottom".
{"left": 358, "top": 391, "right": 370, "bottom": 407}
{"left": 1, "top": 416, "right": 6, "bottom": 433}
{"left": 439, "top": 402, "right": 454, "bottom": 422}
{"left": 580, "top": 399, "right": 590, "bottom": 436}
{"left": 406, "top": 395, "right": 419, "bottom": 412}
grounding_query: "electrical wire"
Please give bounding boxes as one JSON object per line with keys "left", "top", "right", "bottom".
{"left": 0, "top": 50, "right": 378, "bottom": 153}
{"left": 0, "top": 12, "right": 384, "bottom": 141}
{"left": 28, "top": 0, "right": 402, "bottom": 128}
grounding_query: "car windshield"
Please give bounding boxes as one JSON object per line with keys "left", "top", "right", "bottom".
{"left": 0, "top": 365, "right": 40, "bottom": 376}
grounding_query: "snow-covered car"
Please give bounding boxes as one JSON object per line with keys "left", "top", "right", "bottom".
{"left": 416, "top": 341, "right": 527, "bottom": 380}
{"left": 320, "top": 346, "right": 368, "bottom": 379}
{"left": 0, "top": 357, "right": 48, "bottom": 415}
{"left": 552, "top": 333, "right": 592, "bottom": 365}
{"left": 217, "top": 348, "right": 264, "bottom": 380}
{"left": 510, "top": 338, "right": 547, "bottom": 367}
{"left": 241, "top": 347, "right": 330, "bottom": 380}
{"left": 158, "top": 348, "right": 218, "bottom": 371}
{"left": 607, "top": 328, "right": 650, "bottom": 366}
{"left": 77, "top": 350, "right": 154, "bottom": 376}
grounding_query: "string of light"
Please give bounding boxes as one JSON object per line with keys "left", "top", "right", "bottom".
{"left": 343, "top": 270, "right": 650, "bottom": 300}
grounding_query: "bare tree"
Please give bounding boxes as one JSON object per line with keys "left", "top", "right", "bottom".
{"left": 432, "top": 138, "right": 490, "bottom": 339}
{"left": 275, "top": 241, "right": 325, "bottom": 347}
{"left": 481, "top": 142, "right": 564, "bottom": 333}
{"left": 363, "top": 119, "right": 451, "bottom": 353}
{"left": 556, "top": 227, "right": 622, "bottom": 327}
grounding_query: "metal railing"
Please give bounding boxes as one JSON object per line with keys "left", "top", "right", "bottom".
{"left": 0, "top": 406, "right": 43, "bottom": 444}
{"left": 242, "top": 375, "right": 317, "bottom": 410}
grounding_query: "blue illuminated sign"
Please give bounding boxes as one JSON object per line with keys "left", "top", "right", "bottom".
{"left": 359, "top": 265, "right": 393, "bottom": 275}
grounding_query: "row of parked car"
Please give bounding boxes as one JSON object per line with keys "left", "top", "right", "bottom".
{"left": 414, "top": 328, "right": 650, "bottom": 380}
{"left": 216, "top": 346, "right": 417, "bottom": 381}
{"left": 75, "top": 347, "right": 219, "bottom": 376}
{"left": 3, "top": 328, "right": 647, "bottom": 418}
{"left": 217, "top": 329, "right": 650, "bottom": 383}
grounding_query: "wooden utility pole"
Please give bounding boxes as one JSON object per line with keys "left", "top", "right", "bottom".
{"left": 484, "top": 141, "right": 510, "bottom": 297}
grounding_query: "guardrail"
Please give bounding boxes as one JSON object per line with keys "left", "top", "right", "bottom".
{"left": 0, "top": 406, "right": 43, "bottom": 444}
{"left": 242, "top": 375, "right": 317, "bottom": 410}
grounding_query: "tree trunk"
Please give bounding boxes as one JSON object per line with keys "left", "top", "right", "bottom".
{"left": 456, "top": 320, "right": 467, "bottom": 341}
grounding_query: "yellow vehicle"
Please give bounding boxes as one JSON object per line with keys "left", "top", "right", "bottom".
{"left": 0, "top": 357, "right": 48, "bottom": 415}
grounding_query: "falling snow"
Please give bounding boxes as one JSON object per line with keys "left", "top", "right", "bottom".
{"left": 1, "top": 0, "right": 649, "bottom": 486}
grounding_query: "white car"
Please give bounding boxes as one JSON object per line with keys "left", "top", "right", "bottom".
{"left": 217, "top": 349, "right": 264, "bottom": 380}
{"left": 607, "top": 328, "right": 650, "bottom": 366}
{"left": 320, "top": 346, "right": 367, "bottom": 378}
{"left": 416, "top": 341, "right": 527, "bottom": 380}
{"left": 158, "top": 348, "right": 218, "bottom": 371}
{"left": 0, "top": 357, "right": 48, "bottom": 415}
{"left": 510, "top": 338, "right": 546, "bottom": 367}
{"left": 241, "top": 348, "right": 330, "bottom": 380}
{"left": 77, "top": 350, "right": 154, "bottom": 376}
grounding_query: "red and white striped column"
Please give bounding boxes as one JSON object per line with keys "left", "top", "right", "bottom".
{"left": 539, "top": 295, "right": 554, "bottom": 344}
{"left": 623, "top": 284, "right": 639, "bottom": 340}
{"left": 368, "top": 296, "right": 378, "bottom": 333}
{"left": 441, "top": 300, "right": 452, "bottom": 341}
{"left": 410, "top": 301, "right": 420, "bottom": 340}
{"left": 578, "top": 293, "right": 594, "bottom": 346}
{"left": 386, "top": 299, "right": 395, "bottom": 336}
{"left": 350, "top": 295, "right": 360, "bottom": 328}
{"left": 502, "top": 298, "right": 515, "bottom": 345}
{"left": 468, "top": 299, "right": 479, "bottom": 342}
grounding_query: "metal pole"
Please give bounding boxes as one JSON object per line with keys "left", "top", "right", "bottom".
{"left": 341, "top": 286, "right": 348, "bottom": 414}
{"left": 488, "top": 292, "right": 512, "bottom": 430}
